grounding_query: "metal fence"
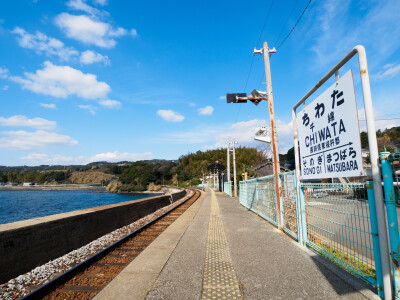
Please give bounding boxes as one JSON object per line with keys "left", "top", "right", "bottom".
{"left": 281, "top": 171, "right": 299, "bottom": 240}
{"left": 239, "top": 176, "right": 381, "bottom": 289}
{"left": 300, "top": 183, "right": 377, "bottom": 286}
{"left": 224, "top": 181, "right": 233, "bottom": 197}
{"left": 239, "top": 172, "right": 296, "bottom": 231}
{"left": 257, "top": 175, "right": 279, "bottom": 227}
{"left": 198, "top": 183, "right": 214, "bottom": 188}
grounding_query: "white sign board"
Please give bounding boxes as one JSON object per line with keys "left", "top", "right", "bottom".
{"left": 297, "top": 70, "right": 364, "bottom": 179}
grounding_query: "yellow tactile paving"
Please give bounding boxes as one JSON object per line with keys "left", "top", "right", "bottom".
{"left": 201, "top": 190, "right": 242, "bottom": 300}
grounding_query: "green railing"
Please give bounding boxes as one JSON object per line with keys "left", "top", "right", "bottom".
{"left": 300, "top": 183, "right": 377, "bottom": 287}
{"left": 239, "top": 175, "right": 381, "bottom": 290}
{"left": 224, "top": 181, "right": 233, "bottom": 197}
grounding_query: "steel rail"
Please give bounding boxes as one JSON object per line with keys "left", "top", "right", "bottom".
{"left": 20, "top": 189, "right": 199, "bottom": 300}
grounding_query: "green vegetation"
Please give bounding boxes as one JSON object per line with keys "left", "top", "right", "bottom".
{"left": 176, "top": 146, "right": 265, "bottom": 183}
{"left": 115, "top": 146, "right": 265, "bottom": 190}
{"left": 361, "top": 126, "right": 400, "bottom": 153}
{"left": 3, "top": 126, "right": 400, "bottom": 188}
{"left": 0, "top": 170, "right": 72, "bottom": 184}
{"left": 318, "top": 242, "right": 376, "bottom": 279}
{"left": 118, "top": 161, "right": 176, "bottom": 191}
{"left": 279, "top": 146, "right": 295, "bottom": 164}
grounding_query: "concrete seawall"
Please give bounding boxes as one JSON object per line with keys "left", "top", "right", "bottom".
{"left": 0, "top": 190, "right": 186, "bottom": 283}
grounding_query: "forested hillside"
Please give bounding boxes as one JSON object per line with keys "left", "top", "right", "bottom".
{"left": 118, "top": 161, "right": 177, "bottom": 191}
{"left": 361, "top": 126, "right": 400, "bottom": 152}
{"left": 3, "top": 126, "right": 399, "bottom": 189}
{"left": 176, "top": 147, "right": 265, "bottom": 183}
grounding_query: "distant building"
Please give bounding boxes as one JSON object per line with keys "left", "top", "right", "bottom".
{"left": 250, "top": 161, "right": 290, "bottom": 178}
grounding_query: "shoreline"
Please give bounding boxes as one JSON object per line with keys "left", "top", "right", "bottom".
{"left": 0, "top": 185, "right": 168, "bottom": 195}
{"left": 0, "top": 185, "right": 106, "bottom": 191}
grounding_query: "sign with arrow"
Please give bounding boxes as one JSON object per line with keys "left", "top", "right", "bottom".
{"left": 297, "top": 70, "right": 364, "bottom": 179}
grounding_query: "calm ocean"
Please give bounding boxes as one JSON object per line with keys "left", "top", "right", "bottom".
{"left": 0, "top": 190, "right": 155, "bottom": 225}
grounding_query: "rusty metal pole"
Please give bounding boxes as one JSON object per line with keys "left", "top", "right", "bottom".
{"left": 261, "top": 41, "right": 282, "bottom": 230}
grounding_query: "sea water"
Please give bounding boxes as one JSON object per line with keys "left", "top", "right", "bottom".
{"left": 0, "top": 190, "right": 155, "bottom": 225}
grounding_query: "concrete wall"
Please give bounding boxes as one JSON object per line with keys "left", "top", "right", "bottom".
{"left": 0, "top": 190, "right": 186, "bottom": 283}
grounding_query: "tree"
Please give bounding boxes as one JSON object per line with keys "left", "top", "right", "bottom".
{"left": 286, "top": 147, "right": 295, "bottom": 161}
{"left": 360, "top": 131, "right": 369, "bottom": 149}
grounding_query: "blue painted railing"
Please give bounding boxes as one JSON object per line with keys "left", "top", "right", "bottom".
{"left": 238, "top": 170, "right": 388, "bottom": 294}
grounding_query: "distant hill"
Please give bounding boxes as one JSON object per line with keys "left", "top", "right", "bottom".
{"left": 0, "top": 159, "right": 177, "bottom": 172}
{"left": 0, "top": 159, "right": 177, "bottom": 185}
{"left": 361, "top": 126, "right": 400, "bottom": 152}
{"left": 176, "top": 147, "right": 265, "bottom": 182}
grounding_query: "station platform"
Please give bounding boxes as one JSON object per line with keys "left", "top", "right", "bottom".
{"left": 94, "top": 189, "right": 379, "bottom": 300}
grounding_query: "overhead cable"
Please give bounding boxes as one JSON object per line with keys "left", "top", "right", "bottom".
{"left": 276, "top": 0, "right": 312, "bottom": 50}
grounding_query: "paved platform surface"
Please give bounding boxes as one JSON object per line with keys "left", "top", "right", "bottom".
{"left": 96, "top": 189, "right": 380, "bottom": 300}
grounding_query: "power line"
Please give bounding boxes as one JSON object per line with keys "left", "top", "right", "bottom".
{"left": 276, "top": 0, "right": 312, "bottom": 50}
{"left": 243, "top": 0, "right": 276, "bottom": 92}
{"left": 274, "top": 0, "right": 299, "bottom": 46}
{"left": 243, "top": 56, "right": 255, "bottom": 92}
{"left": 256, "top": 0, "right": 276, "bottom": 47}
{"left": 238, "top": 0, "right": 276, "bottom": 123}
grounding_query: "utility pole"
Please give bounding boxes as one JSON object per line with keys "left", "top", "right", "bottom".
{"left": 232, "top": 140, "right": 238, "bottom": 197}
{"left": 226, "top": 41, "right": 279, "bottom": 205}
{"left": 227, "top": 140, "right": 231, "bottom": 182}
{"left": 254, "top": 41, "right": 282, "bottom": 228}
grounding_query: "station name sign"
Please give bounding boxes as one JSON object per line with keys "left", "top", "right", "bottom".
{"left": 297, "top": 70, "right": 364, "bottom": 179}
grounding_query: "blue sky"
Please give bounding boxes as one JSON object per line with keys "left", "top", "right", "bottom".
{"left": 0, "top": 0, "right": 399, "bottom": 166}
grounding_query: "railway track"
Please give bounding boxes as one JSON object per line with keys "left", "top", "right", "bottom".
{"left": 21, "top": 189, "right": 201, "bottom": 300}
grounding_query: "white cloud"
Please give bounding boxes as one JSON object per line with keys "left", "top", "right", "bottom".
{"left": 89, "top": 151, "right": 153, "bottom": 162}
{"left": 67, "top": 0, "right": 102, "bottom": 16}
{"left": 155, "top": 118, "right": 294, "bottom": 154}
{"left": 2, "top": 85, "right": 8, "bottom": 91}
{"left": 55, "top": 13, "right": 135, "bottom": 48}
{"left": 219, "top": 96, "right": 225, "bottom": 100}
{"left": 274, "top": 119, "right": 295, "bottom": 153}
{"left": 0, "top": 130, "right": 78, "bottom": 150}
{"left": 10, "top": 61, "right": 110, "bottom": 99}
{"left": 78, "top": 104, "right": 96, "bottom": 114}
{"left": 21, "top": 153, "right": 86, "bottom": 165}
{"left": 11, "top": 27, "right": 111, "bottom": 65}
{"left": 98, "top": 99, "right": 121, "bottom": 109}
{"left": 157, "top": 109, "right": 185, "bottom": 122}
{"left": 93, "top": 0, "right": 108, "bottom": 6}
{"left": 80, "top": 50, "right": 109, "bottom": 64}
{"left": 0, "top": 67, "right": 9, "bottom": 78}
{"left": 374, "top": 63, "right": 400, "bottom": 80}
{"left": 198, "top": 105, "right": 214, "bottom": 115}
{"left": 212, "top": 119, "right": 293, "bottom": 153}
{"left": 130, "top": 29, "right": 137, "bottom": 37}
{"left": 214, "top": 119, "right": 266, "bottom": 147}
{"left": 11, "top": 27, "right": 79, "bottom": 61}
{"left": 155, "top": 126, "right": 221, "bottom": 144}
{"left": 20, "top": 151, "right": 153, "bottom": 165}
{"left": 40, "top": 103, "right": 56, "bottom": 109}
{"left": 0, "top": 115, "right": 57, "bottom": 130}
{"left": 189, "top": 102, "right": 196, "bottom": 107}
{"left": 358, "top": 108, "right": 400, "bottom": 132}
{"left": 310, "top": 0, "right": 400, "bottom": 68}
